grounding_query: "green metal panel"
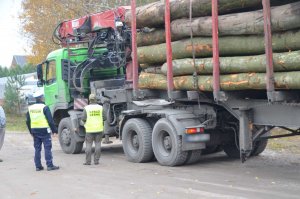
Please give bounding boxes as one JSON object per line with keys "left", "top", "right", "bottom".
{"left": 43, "top": 47, "right": 124, "bottom": 113}
{"left": 44, "top": 49, "right": 70, "bottom": 113}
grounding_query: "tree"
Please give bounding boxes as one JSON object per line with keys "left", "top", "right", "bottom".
{"left": 0, "top": 64, "right": 35, "bottom": 78}
{"left": 19, "top": 0, "right": 157, "bottom": 65}
{"left": 20, "top": 0, "right": 110, "bottom": 65}
{"left": 0, "top": 67, "right": 10, "bottom": 78}
{"left": 22, "top": 63, "right": 36, "bottom": 74}
{"left": 4, "top": 74, "right": 26, "bottom": 114}
{"left": 0, "top": 67, "right": 4, "bottom": 77}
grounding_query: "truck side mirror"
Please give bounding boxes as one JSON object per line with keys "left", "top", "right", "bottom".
{"left": 37, "top": 80, "right": 43, "bottom": 87}
{"left": 36, "top": 63, "right": 44, "bottom": 86}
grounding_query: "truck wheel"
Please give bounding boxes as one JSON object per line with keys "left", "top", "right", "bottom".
{"left": 223, "top": 140, "right": 268, "bottom": 158}
{"left": 224, "top": 125, "right": 269, "bottom": 158}
{"left": 184, "top": 150, "right": 202, "bottom": 165}
{"left": 122, "top": 118, "right": 154, "bottom": 163}
{"left": 251, "top": 140, "right": 268, "bottom": 156}
{"left": 202, "top": 145, "right": 222, "bottom": 155}
{"left": 152, "top": 118, "right": 188, "bottom": 166}
{"left": 58, "top": 117, "right": 83, "bottom": 154}
{"left": 223, "top": 144, "right": 240, "bottom": 159}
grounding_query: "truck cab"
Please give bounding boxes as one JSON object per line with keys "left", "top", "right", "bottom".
{"left": 39, "top": 49, "right": 71, "bottom": 114}
{"left": 37, "top": 46, "right": 126, "bottom": 153}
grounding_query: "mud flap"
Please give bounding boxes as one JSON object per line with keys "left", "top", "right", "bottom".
{"left": 239, "top": 109, "right": 253, "bottom": 163}
{"left": 68, "top": 110, "right": 85, "bottom": 142}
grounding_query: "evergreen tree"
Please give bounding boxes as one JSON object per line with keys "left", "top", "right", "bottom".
{"left": 4, "top": 73, "right": 26, "bottom": 114}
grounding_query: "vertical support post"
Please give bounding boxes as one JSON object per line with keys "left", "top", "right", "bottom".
{"left": 165, "top": 0, "right": 174, "bottom": 99}
{"left": 131, "top": 0, "right": 138, "bottom": 96}
{"left": 239, "top": 110, "right": 253, "bottom": 163}
{"left": 67, "top": 41, "right": 71, "bottom": 88}
{"left": 262, "top": 0, "right": 275, "bottom": 102}
{"left": 212, "top": 0, "right": 221, "bottom": 101}
{"left": 126, "top": 62, "right": 133, "bottom": 83}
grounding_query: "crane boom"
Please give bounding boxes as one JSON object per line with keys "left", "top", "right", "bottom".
{"left": 54, "top": 6, "right": 130, "bottom": 46}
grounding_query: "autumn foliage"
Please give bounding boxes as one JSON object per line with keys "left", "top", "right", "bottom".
{"left": 19, "top": 0, "right": 156, "bottom": 65}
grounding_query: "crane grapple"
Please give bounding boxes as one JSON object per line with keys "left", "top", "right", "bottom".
{"left": 54, "top": 6, "right": 130, "bottom": 46}
{"left": 52, "top": 6, "right": 131, "bottom": 94}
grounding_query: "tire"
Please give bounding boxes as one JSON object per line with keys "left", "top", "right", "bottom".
{"left": 224, "top": 140, "right": 268, "bottom": 158}
{"left": 202, "top": 145, "right": 222, "bottom": 155}
{"left": 58, "top": 117, "right": 83, "bottom": 154}
{"left": 122, "top": 118, "right": 154, "bottom": 163}
{"left": 184, "top": 150, "right": 202, "bottom": 165}
{"left": 152, "top": 118, "right": 188, "bottom": 166}
{"left": 223, "top": 144, "right": 240, "bottom": 159}
{"left": 251, "top": 140, "right": 268, "bottom": 156}
{"left": 223, "top": 125, "right": 268, "bottom": 159}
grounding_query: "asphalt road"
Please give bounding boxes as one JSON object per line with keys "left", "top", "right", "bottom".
{"left": 0, "top": 133, "right": 299, "bottom": 199}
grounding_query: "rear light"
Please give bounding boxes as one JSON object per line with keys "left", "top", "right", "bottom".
{"left": 185, "top": 127, "right": 204, "bottom": 134}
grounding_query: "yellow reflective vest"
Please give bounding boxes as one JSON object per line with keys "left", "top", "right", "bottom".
{"left": 28, "top": 104, "right": 50, "bottom": 128}
{"left": 84, "top": 104, "right": 103, "bottom": 133}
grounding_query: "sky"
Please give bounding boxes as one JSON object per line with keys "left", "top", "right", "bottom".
{"left": 0, "top": 0, "right": 28, "bottom": 67}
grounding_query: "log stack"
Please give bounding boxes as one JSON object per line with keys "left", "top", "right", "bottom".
{"left": 126, "top": 0, "right": 300, "bottom": 91}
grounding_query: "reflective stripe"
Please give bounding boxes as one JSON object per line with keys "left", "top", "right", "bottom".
{"left": 84, "top": 104, "right": 103, "bottom": 133}
{"left": 28, "top": 104, "right": 49, "bottom": 128}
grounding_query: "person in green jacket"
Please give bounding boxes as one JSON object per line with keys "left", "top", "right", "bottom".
{"left": 81, "top": 94, "right": 105, "bottom": 165}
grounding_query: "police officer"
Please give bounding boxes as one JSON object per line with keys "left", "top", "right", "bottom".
{"left": 81, "top": 94, "right": 104, "bottom": 165}
{"left": 26, "top": 90, "right": 59, "bottom": 171}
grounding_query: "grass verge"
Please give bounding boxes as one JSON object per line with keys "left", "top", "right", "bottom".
{"left": 5, "top": 113, "right": 28, "bottom": 132}
{"left": 267, "top": 128, "right": 300, "bottom": 154}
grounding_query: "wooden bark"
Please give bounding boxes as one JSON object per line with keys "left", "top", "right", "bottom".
{"left": 125, "top": 0, "right": 262, "bottom": 28}
{"left": 137, "top": 30, "right": 300, "bottom": 64}
{"left": 172, "top": 2, "right": 300, "bottom": 37}
{"left": 138, "top": 71, "right": 300, "bottom": 91}
{"left": 159, "top": 51, "right": 300, "bottom": 76}
{"left": 137, "top": 29, "right": 184, "bottom": 47}
{"left": 143, "top": 66, "right": 163, "bottom": 74}
{"left": 137, "top": 2, "right": 300, "bottom": 46}
{"left": 125, "top": 0, "right": 299, "bottom": 29}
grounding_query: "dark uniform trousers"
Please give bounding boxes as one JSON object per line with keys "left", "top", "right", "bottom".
{"left": 33, "top": 132, "right": 53, "bottom": 168}
{"left": 85, "top": 132, "right": 102, "bottom": 164}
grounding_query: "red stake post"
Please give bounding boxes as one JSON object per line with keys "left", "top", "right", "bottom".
{"left": 262, "top": 0, "right": 275, "bottom": 101}
{"left": 131, "top": 0, "right": 138, "bottom": 93}
{"left": 212, "top": 0, "right": 220, "bottom": 101}
{"left": 165, "top": 0, "right": 174, "bottom": 99}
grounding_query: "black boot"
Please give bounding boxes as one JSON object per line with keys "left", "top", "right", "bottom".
{"left": 47, "top": 165, "right": 60, "bottom": 171}
{"left": 36, "top": 166, "right": 44, "bottom": 171}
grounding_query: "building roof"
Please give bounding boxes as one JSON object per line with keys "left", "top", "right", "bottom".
{"left": 11, "top": 55, "right": 28, "bottom": 68}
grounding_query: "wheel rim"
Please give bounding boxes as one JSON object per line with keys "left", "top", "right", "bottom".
{"left": 163, "top": 135, "right": 172, "bottom": 151}
{"left": 158, "top": 130, "right": 172, "bottom": 157}
{"left": 129, "top": 130, "right": 139, "bottom": 152}
{"left": 61, "top": 128, "right": 71, "bottom": 146}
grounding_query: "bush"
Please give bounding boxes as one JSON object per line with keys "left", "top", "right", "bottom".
{"left": 4, "top": 74, "right": 25, "bottom": 114}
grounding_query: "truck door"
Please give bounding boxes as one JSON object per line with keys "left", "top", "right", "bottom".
{"left": 44, "top": 59, "right": 59, "bottom": 112}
